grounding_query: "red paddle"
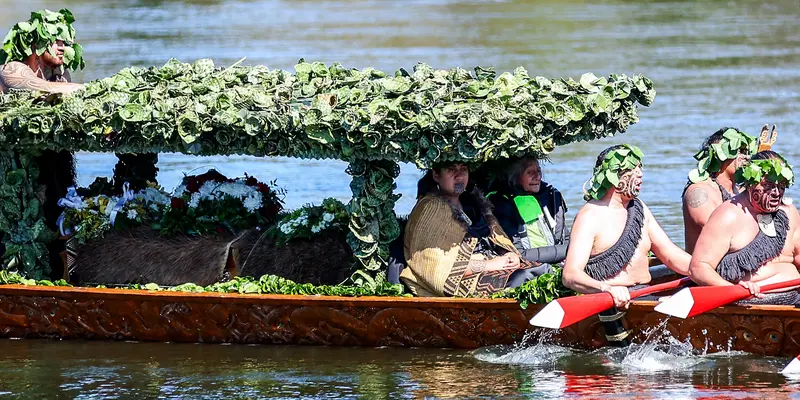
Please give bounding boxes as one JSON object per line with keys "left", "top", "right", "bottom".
{"left": 783, "top": 354, "right": 800, "bottom": 374}
{"left": 529, "top": 277, "right": 692, "bottom": 329}
{"left": 654, "top": 278, "right": 800, "bottom": 319}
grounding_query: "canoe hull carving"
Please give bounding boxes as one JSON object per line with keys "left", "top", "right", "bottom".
{"left": 0, "top": 285, "right": 797, "bottom": 356}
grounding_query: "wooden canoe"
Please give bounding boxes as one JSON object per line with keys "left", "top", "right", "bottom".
{"left": 0, "top": 284, "right": 797, "bottom": 356}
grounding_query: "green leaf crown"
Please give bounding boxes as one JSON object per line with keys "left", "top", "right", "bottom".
{"left": 0, "top": 8, "right": 85, "bottom": 72}
{"left": 735, "top": 156, "right": 795, "bottom": 188}
{"left": 584, "top": 144, "right": 644, "bottom": 201}
{"left": 688, "top": 128, "right": 756, "bottom": 183}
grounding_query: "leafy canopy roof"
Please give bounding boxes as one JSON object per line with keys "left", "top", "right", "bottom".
{"left": 0, "top": 58, "right": 655, "bottom": 166}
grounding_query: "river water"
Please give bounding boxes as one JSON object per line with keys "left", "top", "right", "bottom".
{"left": 1, "top": 0, "right": 799, "bottom": 398}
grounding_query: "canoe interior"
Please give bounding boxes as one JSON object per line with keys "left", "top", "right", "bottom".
{"left": 0, "top": 285, "right": 797, "bottom": 356}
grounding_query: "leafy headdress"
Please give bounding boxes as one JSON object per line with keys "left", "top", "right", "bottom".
{"left": 688, "top": 128, "right": 757, "bottom": 183}
{"left": 735, "top": 156, "right": 794, "bottom": 188}
{"left": 735, "top": 125, "right": 794, "bottom": 188}
{"left": 583, "top": 144, "right": 644, "bottom": 201}
{"left": 0, "top": 8, "right": 85, "bottom": 72}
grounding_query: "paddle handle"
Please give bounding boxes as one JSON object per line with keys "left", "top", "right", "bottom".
{"left": 759, "top": 277, "right": 800, "bottom": 293}
{"left": 629, "top": 277, "right": 692, "bottom": 299}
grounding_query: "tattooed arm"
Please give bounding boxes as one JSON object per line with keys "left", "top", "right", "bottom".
{"left": 683, "top": 184, "right": 721, "bottom": 228}
{"left": 0, "top": 62, "right": 83, "bottom": 94}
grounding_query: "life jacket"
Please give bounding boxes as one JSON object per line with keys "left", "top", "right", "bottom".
{"left": 488, "top": 192, "right": 555, "bottom": 250}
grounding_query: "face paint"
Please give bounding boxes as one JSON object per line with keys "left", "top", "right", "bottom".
{"left": 453, "top": 183, "right": 466, "bottom": 194}
{"left": 615, "top": 168, "right": 642, "bottom": 199}
{"left": 749, "top": 179, "right": 784, "bottom": 213}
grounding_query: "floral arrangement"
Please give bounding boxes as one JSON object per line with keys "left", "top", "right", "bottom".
{"left": 158, "top": 170, "right": 283, "bottom": 236}
{"left": 58, "top": 183, "right": 171, "bottom": 244}
{"left": 58, "top": 169, "right": 284, "bottom": 243}
{"left": 273, "top": 198, "right": 349, "bottom": 244}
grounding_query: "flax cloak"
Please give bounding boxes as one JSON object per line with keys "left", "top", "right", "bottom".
{"left": 400, "top": 190, "right": 519, "bottom": 297}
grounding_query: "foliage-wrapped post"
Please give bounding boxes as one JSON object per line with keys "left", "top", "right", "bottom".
{"left": 346, "top": 160, "right": 401, "bottom": 273}
{"left": 0, "top": 151, "right": 54, "bottom": 279}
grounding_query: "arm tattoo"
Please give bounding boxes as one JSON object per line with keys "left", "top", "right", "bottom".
{"left": 469, "top": 260, "right": 487, "bottom": 273}
{"left": 0, "top": 62, "right": 75, "bottom": 93}
{"left": 687, "top": 187, "right": 709, "bottom": 209}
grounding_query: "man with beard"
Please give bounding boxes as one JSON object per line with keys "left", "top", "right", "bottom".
{"left": 682, "top": 127, "right": 757, "bottom": 253}
{"left": 0, "top": 9, "right": 84, "bottom": 94}
{"left": 687, "top": 151, "right": 800, "bottom": 304}
{"left": 562, "top": 144, "right": 691, "bottom": 344}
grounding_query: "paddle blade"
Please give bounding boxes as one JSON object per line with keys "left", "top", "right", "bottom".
{"left": 654, "top": 285, "right": 749, "bottom": 319}
{"left": 529, "top": 293, "right": 614, "bottom": 329}
{"left": 782, "top": 355, "right": 800, "bottom": 375}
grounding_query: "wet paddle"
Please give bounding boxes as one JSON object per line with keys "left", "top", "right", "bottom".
{"left": 654, "top": 278, "right": 800, "bottom": 319}
{"left": 783, "top": 354, "right": 800, "bottom": 374}
{"left": 529, "top": 277, "right": 692, "bottom": 329}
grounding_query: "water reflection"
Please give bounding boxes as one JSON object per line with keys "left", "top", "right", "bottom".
{"left": 1, "top": 339, "right": 798, "bottom": 399}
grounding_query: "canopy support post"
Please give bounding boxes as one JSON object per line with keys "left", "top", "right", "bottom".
{"left": 346, "top": 159, "right": 401, "bottom": 274}
{"left": 0, "top": 151, "right": 55, "bottom": 279}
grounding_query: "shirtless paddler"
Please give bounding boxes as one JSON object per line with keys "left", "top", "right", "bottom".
{"left": 682, "top": 127, "right": 757, "bottom": 253}
{"left": 562, "top": 145, "right": 691, "bottom": 304}
{"left": 688, "top": 149, "right": 800, "bottom": 305}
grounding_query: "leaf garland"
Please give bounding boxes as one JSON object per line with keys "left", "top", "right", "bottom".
{"left": 688, "top": 128, "right": 757, "bottom": 183}
{"left": 0, "top": 8, "right": 85, "bottom": 72}
{"left": 492, "top": 267, "right": 573, "bottom": 309}
{"left": 735, "top": 157, "right": 795, "bottom": 188}
{"left": 0, "top": 58, "right": 654, "bottom": 167}
{"left": 583, "top": 144, "right": 644, "bottom": 201}
{"left": 347, "top": 160, "right": 401, "bottom": 271}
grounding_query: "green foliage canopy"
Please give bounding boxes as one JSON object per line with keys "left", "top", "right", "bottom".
{"left": 0, "top": 59, "right": 654, "bottom": 167}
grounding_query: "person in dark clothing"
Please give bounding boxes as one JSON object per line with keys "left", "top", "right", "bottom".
{"left": 488, "top": 157, "right": 569, "bottom": 276}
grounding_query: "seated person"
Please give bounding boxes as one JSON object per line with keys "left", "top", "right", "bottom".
{"left": 562, "top": 144, "right": 691, "bottom": 309}
{"left": 688, "top": 151, "right": 800, "bottom": 304}
{"left": 682, "top": 127, "right": 756, "bottom": 253}
{"left": 401, "top": 162, "right": 535, "bottom": 297}
{"left": 489, "top": 157, "right": 568, "bottom": 275}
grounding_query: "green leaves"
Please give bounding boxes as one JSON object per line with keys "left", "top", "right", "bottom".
{"left": 689, "top": 128, "right": 757, "bottom": 184}
{"left": 0, "top": 8, "right": 85, "bottom": 71}
{"left": 492, "top": 267, "right": 573, "bottom": 308}
{"left": 584, "top": 144, "right": 644, "bottom": 201}
{"left": 1, "top": 58, "right": 653, "bottom": 166}
{"left": 735, "top": 157, "right": 795, "bottom": 188}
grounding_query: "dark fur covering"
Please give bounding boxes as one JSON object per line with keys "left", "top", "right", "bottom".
{"left": 70, "top": 227, "right": 355, "bottom": 287}
{"left": 585, "top": 198, "right": 645, "bottom": 281}
{"left": 235, "top": 230, "right": 354, "bottom": 286}
{"left": 71, "top": 227, "right": 233, "bottom": 286}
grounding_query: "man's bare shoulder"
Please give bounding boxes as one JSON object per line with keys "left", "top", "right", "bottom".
{"left": 707, "top": 201, "right": 744, "bottom": 226}
{"left": 683, "top": 180, "right": 720, "bottom": 209}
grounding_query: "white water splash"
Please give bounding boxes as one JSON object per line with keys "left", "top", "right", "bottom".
{"left": 602, "top": 320, "right": 706, "bottom": 372}
{"left": 472, "top": 330, "right": 575, "bottom": 365}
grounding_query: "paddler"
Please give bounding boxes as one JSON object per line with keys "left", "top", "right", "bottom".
{"left": 561, "top": 144, "right": 691, "bottom": 345}
{"left": 687, "top": 148, "right": 800, "bottom": 305}
{"left": 682, "top": 127, "right": 757, "bottom": 253}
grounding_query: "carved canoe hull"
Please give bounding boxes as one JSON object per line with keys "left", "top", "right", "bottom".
{"left": 0, "top": 285, "right": 797, "bottom": 356}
